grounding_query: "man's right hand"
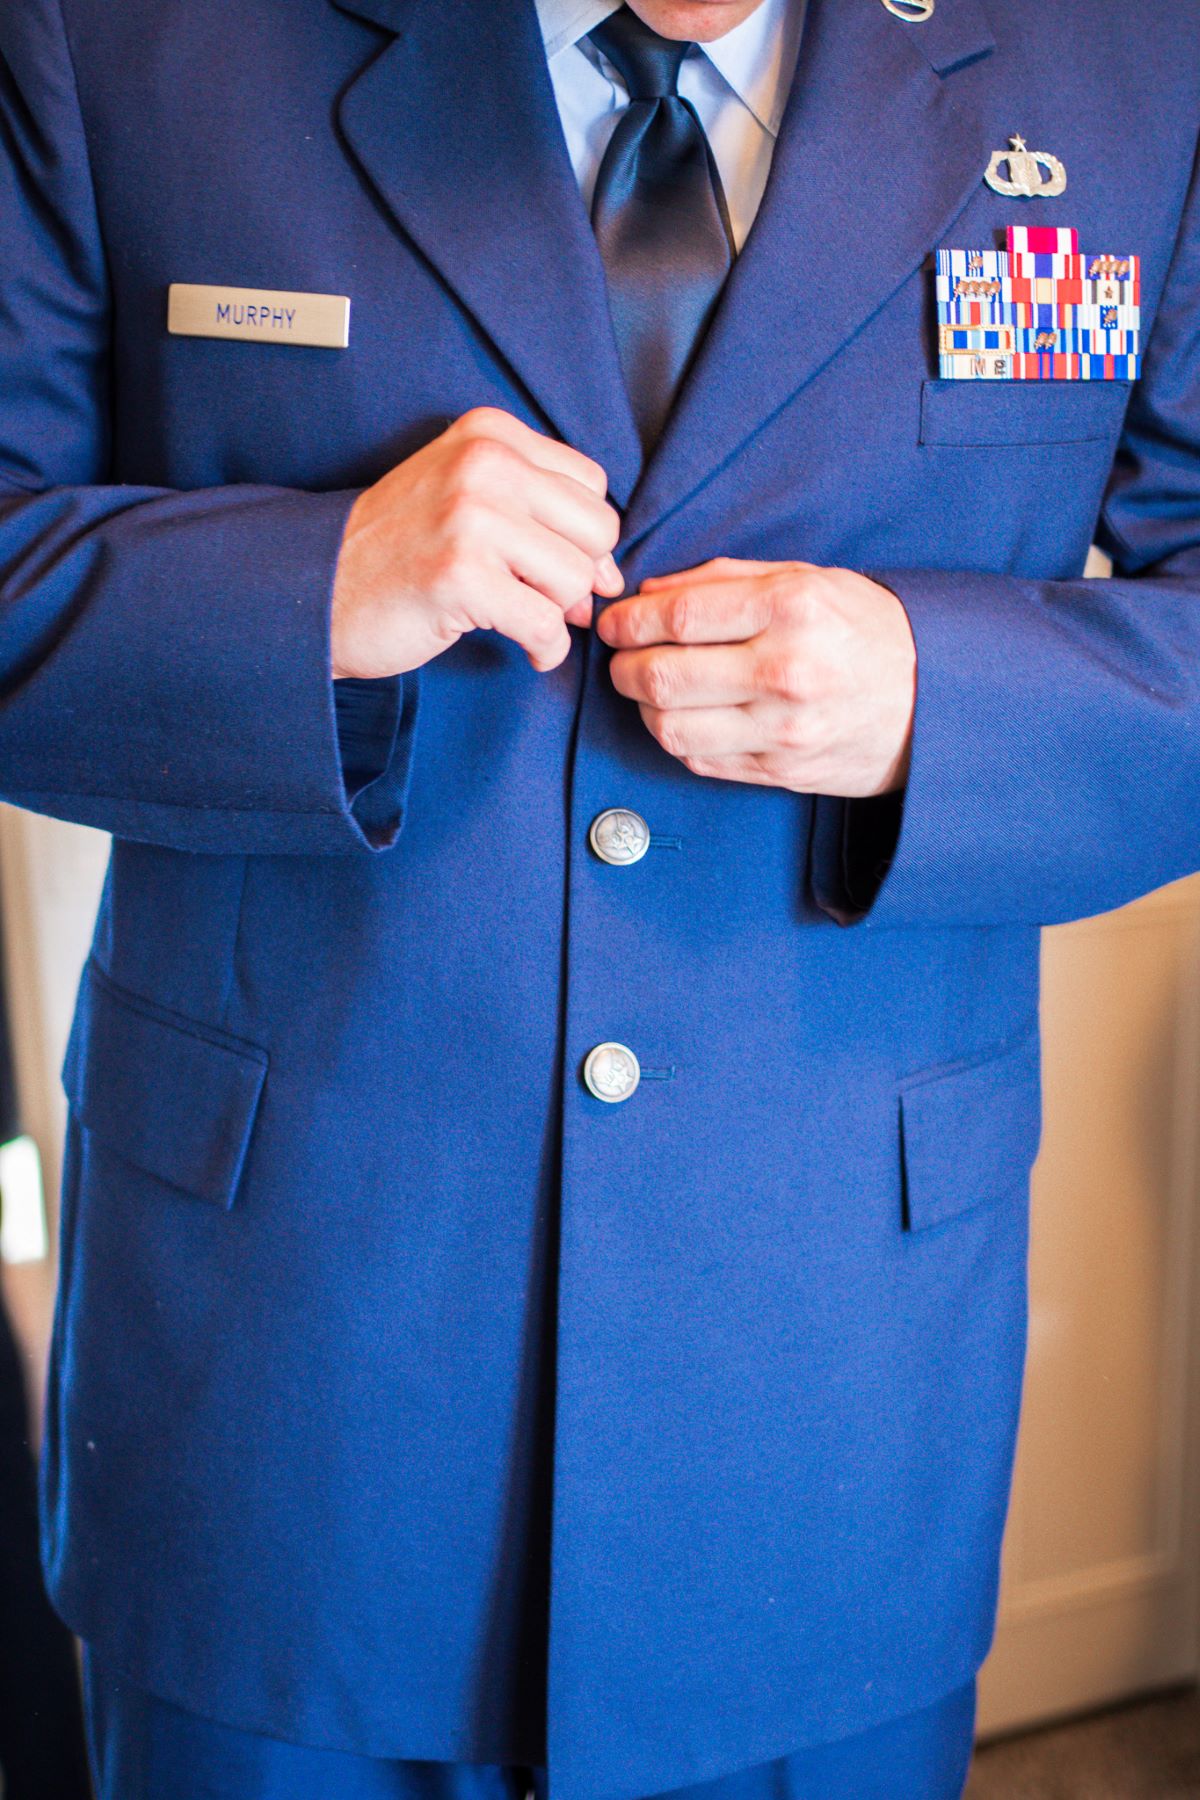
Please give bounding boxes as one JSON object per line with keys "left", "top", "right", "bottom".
{"left": 331, "top": 408, "right": 625, "bottom": 680}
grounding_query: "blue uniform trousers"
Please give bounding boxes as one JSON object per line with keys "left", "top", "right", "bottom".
{"left": 83, "top": 1654, "right": 976, "bottom": 1800}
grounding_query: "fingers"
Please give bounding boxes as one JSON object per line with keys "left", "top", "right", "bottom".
{"left": 448, "top": 409, "right": 624, "bottom": 600}
{"left": 594, "top": 554, "right": 625, "bottom": 598}
{"left": 598, "top": 577, "right": 777, "bottom": 649}
{"left": 640, "top": 557, "right": 799, "bottom": 591}
{"left": 492, "top": 513, "right": 600, "bottom": 624}
{"left": 520, "top": 465, "right": 623, "bottom": 589}
{"left": 475, "top": 573, "right": 574, "bottom": 672}
{"left": 676, "top": 754, "right": 779, "bottom": 787}
{"left": 517, "top": 425, "right": 611, "bottom": 499}
{"left": 609, "top": 643, "right": 760, "bottom": 709}
{"left": 563, "top": 595, "right": 596, "bottom": 629}
{"left": 637, "top": 701, "right": 790, "bottom": 760}
{"left": 451, "top": 406, "right": 611, "bottom": 498}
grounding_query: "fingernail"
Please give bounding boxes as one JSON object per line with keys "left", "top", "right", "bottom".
{"left": 597, "top": 554, "right": 624, "bottom": 595}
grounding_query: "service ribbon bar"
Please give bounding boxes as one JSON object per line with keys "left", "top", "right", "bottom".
{"left": 1007, "top": 225, "right": 1080, "bottom": 260}
{"left": 937, "top": 234, "right": 1141, "bottom": 380}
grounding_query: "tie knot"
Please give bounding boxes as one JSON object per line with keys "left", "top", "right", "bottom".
{"left": 588, "top": 7, "right": 691, "bottom": 101}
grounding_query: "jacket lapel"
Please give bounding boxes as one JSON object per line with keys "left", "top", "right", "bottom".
{"left": 330, "top": 0, "right": 644, "bottom": 508}
{"left": 622, "top": 0, "right": 998, "bottom": 549}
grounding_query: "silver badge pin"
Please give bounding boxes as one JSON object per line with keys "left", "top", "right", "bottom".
{"left": 985, "top": 135, "right": 1067, "bottom": 199}
{"left": 882, "top": 0, "right": 934, "bottom": 17}
{"left": 168, "top": 284, "right": 351, "bottom": 349}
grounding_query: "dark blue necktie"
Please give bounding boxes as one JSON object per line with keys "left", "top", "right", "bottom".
{"left": 588, "top": 7, "right": 736, "bottom": 453}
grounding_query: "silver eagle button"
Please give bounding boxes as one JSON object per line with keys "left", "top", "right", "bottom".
{"left": 583, "top": 1043, "right": 641, "bottom": 1104}
{"left": 589, "top": 808, "right": 651, "bottom": 866}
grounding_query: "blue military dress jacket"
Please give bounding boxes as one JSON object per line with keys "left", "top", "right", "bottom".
{"left": 2, "top": 1, "right": 1200, "bottom": 1796}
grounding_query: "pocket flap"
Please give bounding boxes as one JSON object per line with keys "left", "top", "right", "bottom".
{"left": 919, "top": 378, "right": 1130, "bottom": 446}
{"left": 62, "top": 959, "right": 268, "bottom": 1209}
{"left": 900, "top": 1024, "right": 1042, "bottom": 1232}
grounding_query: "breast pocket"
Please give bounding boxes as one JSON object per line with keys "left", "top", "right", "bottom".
{"left": 899, "top": 1022, "right": 1043, "bottom": 1233}
{"left": 919, "top": 378, "right": 1132, "bottom": 447}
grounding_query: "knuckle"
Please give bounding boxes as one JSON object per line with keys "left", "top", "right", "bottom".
{"left": 431, "top": 545, "right": 476, "bottom": 593}
{"left": 641, "top": 655, "right": 678, "bottom": 710}
{"left": 429, "top": 609, "right": 466, "bottom": 652}
{"left": 775, "top": 709, "right": 812, "bottom": 752}
{"left": 545, "top": 561, "right": 593, "bottom": 617}
{"left": 453, "top": 435, "right": 510, "bottom": 489}
{"left": 527, "top": 611, "right": 563, "bottom": 653}
{"left": 665, "top": 592, "right": 695, "bottom": 642}
{"left": 656, "top": 713, "right": 689, "bottom": 761}
{"left": 754, "top": 649, "right": 807, "bottom": 703}
{"left": 566, "top": 546, "right": 599, "bottom": 597}
{"left": 454, "top": 405, "right": 506, "bottom": 439}
{"left": 765, "top": 573, "right": 810, "bottom": 627}
{"left": 576, "top": 453, "right": 608, "bottom": 494}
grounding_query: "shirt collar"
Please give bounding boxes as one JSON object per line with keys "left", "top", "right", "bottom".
{"left": 534, "top": 0, "right": 801, "bottom": 139}
{"left": 537, "top": 0, "right": 620, "bottom": 62}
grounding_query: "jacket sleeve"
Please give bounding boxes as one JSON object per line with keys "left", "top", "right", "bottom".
{"left": 811, "top": 129, "right": 1200, "bottom": 930}
{"left": 0, "top": 0, "right": 417, "bottom": 856}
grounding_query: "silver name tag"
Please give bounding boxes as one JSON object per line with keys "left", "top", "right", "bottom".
{"left": 167, "top": 283, "right": 351, "bottom": 349}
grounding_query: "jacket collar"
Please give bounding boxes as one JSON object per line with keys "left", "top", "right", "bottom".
{"left": 620, "top": 0, "right": 998, "bottom": 549}
{"left": 331, "top": 0, "right": 644, "bottom": 508}
{"left": 329, "top": 0, "right": 997, "bottom": 543}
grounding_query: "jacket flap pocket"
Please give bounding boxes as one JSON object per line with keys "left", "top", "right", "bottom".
{"left": 900, "top": 1024, "right": 1042, "bottom": 1232}
{"left": 919, "top": 378, "right": 1130, "bottom": 447}
{"left": 62, "top": 959, "right": 267, "bottom": 1209}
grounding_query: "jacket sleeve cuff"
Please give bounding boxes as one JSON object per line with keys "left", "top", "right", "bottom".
{"left": 809, "top": 566, "right": 1033, "bottom": 929}
{"left": 333, "top": 674, "right": 419, "bottom": 851}
{"left": 0, "top": 483, "right": 421, "bottom": 855}
{"left": 809, "top": 791, "right": 905, "bottom": 926}
{"left": 809, "top": 563, "right": 1200, "bottom": 930}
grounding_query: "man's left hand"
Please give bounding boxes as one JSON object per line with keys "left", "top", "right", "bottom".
{"left": 596, "top": 559, "right": 917, "bottom": 797}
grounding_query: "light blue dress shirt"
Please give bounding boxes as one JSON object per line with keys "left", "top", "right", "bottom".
{"left": 536, "top": 0, "right": 806, "bottom": 252}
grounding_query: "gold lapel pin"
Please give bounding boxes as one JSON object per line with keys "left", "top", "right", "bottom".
{"left": 985, "top": 136, "right": 1068, "bottom": 199}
